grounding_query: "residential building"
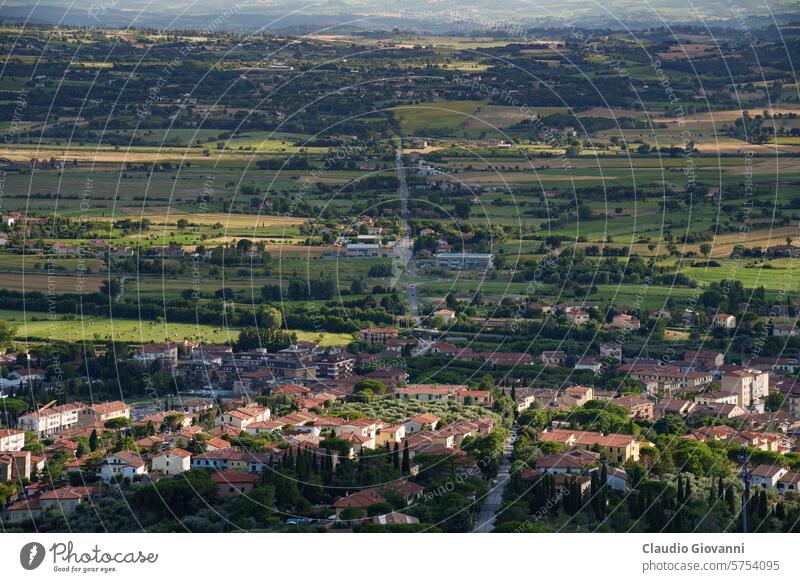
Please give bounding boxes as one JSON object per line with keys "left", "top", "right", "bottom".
{"left": 777, "top": 472, "right": 800, "bottom": 496}
{"left": 316, "top": 353, "right": 355, "bottom": 379}
{"left": 514, "top": 389, "right": 537, "bottom": 413}
{"left": 232, "top": 369, "right": 273, "bottom": 397}
{"left": 359, "top": 327, "right": 399, "bottom": 345}
{"left": 132, "top": 343, "right": 178, "bottom": 370}
{"left": 264, "top": 346, "right": 318, "bottom": 380}
{"left": 696, "top": 392, "right": 739, "bottom": 406}
{"left": 485, "top": 352, "right": 535, "bottom": 368}
{"left": 0, "top": 450, "right": 31, "bottom": 482}
{"left": 720, "top": 368, "right": 769, "bottom": 406}
{"left": 333, "top": 489, "right": 385, "bottom": 518}
{"left": 620, "top": 364, "right": 711, "bottom": 395}
{"left": 564, "top": 385, "right": 593, "bottom": 405}
{"left": 402, "top": 413, "right": 440, "bottom": 433}
{"left": 790, "top": 390, "right": 800, "bottom": 418}
{"left": 745, "top": 356, "right": 797, "bottom": 375}
{"left": 216, "top": 406, "right": 270, "bottom": 431}
{"left": 394, "top": 384, "right": 462, "bottom": 402}
{"left": 79, "top": 401, "right": 130, "bottom": 426}
{"left": 39, "top": 486, "right": 103, "bottom": 515}
{"left": 0, "top": 428, "right": 25, "bottom": 452}
{"left": 211, "top": 471, "right": 259, "bottom": 497}
{"left": 750, "top": 465, "right": 788, "bottom": 489}
{"left": 244, "top": 420, "right": 285, "bottom": 436}
{"left": 9, "top": 369, "right": 47, "bottom": 384}
{"left": 599, "top": 343, "right": 622, "bottom": 362}
{"left": 772, "top": 324, "right": 798, "bottom": 337}
{"left": 713, "top": 313, "right": 737, "bottom": 329}
{"left": 565, "top": 310, "right": 590, "bottom": 325}
{"left": 681, "top": 351, "right": 724, "bottom": 371}
{"left": 610, "top": 395, "right": 654, "bottom": 420}
{"left": 376, "top": 424, "right": 406, "bottom": 446}
{"left": 610, "top": 313, "right": 641, "bottom": 331}
{"left": 345, "top": 243, "right": 380, "bottom": 257}
{"left": 603, "top": 467, "right": 629, "bottom": 491}
{"left": 434, "top": 252, "right": 493, "bottom": 271}
{"left": 18, "top": 403, "right": 82, "bottom": 437}
{"left": 433, "top": 308, "right": 456, "bottom": 322}
{"left": 541, "top": 351, "right": 567, "bottom": 366}
{"left": 574, "top": 357, "right": 602, "bottom": 374}
{"left": 183, "top": 399, "right": 215, "bottom": 414}
{"left": 430, "top": 342, "right": 459, "bottom": 356}
{"left": 455, "top": 389, "right": 492, "bottom": 407}
{"left": 540, "top": 428, "right": 642, "bottom": 463}
{"left": 98, "top": 451, "right": 147, "bottom": 482}
{"left": 371, "top": 512, "right": 420, "bottom": 526}
{"left": 151, "top": 448, "right": 192, "bottom": 476}
{"left": 535, "top": 448, "right": 600, "bottom": 474}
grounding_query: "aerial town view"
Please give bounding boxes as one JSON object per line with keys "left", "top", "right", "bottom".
{"left": 2, "top": 1, "right": 800, "bottom": 555}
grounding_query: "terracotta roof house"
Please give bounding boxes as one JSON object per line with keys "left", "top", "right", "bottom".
{"left": 333, "top": 489, "right": 385, "bottom": 518}
{"left": 211, "top": 471, "right": 259, "bottom": 497}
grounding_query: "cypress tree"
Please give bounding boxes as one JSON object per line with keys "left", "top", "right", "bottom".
{"left": 628, "top": 492, "right": 638, "bottom": 518}
{"left": 530, "top": 480, "right": 543, "bottom": 513}
{"left": 677, "top": 474, "right": 684, "bottom": 503}
{"left": 568, "top": 477, "right": 580, "bottom": 515}
{"left": 89, "top": 429, "right": 98, "bottom": 451}
{"left": 726, "top": 486, "right": 736, "bottom": 511}
{"left": 401, "top": 441, "right": 410, "bottom": 474}
{"left": 547, "top": 473, "right": 556, "bottom": 512}
{"left": 758, "top": 489, "right": 768, "bottom": 518}
{"left": 590, "top": 471, "right": 600, "bottom": 516}
{"left": 392, "top": 442, "right": 400, "bottom": 470}
{"left": 718, "top": 475, "right": 724, "bottom": 498}
{"left": 685, "top": 477, "right": 692, "bottom": 501}
{"left": 599, "top": 464, "right": 608, "bottom": 518}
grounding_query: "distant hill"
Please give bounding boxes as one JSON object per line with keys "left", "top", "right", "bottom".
{"left": 0, "top": 0, "right": 798, "bottom": 32}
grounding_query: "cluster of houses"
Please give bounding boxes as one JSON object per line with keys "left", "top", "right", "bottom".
{"left": 520, "top": 449, "right": 629, "bottom": 495}
{"left": 0, "top": 368, "right": 500, "bottom": 523}
{"left": 429, "top": 341, "right": 535, "bottom": 368}
{"left": 133, "top": 341, "right": 338, "bottom": 386}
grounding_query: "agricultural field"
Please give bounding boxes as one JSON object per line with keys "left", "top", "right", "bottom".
{"left": 1, "top": 309, "right": 352, "bottom": 346}
{"left": 392, "top": 100, "right": 487, "bottom": 133}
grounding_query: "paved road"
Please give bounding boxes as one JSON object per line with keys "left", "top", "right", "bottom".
{"left": 473, "top": 426, "right": 517, "bottom": 532}
{"left": 393, "top": 139, "right": 421, "bottom": 326}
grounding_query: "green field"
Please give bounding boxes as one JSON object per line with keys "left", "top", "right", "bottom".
{"left": 1, "top": 310, "right": 352, "bottom": 346}
{"left": 392, "top": 100, "right": 487, "bottom": 134}
{"left": 681, "top": 260, "right": 800, "bottom": 291}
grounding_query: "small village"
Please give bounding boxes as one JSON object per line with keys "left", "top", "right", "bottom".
{"left": 3, "top": 322, "right": 800, "bottom": 532}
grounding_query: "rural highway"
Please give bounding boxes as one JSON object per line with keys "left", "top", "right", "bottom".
{"left": 473, "top": 426, "right": 517, "bottom": 532}
{"left": 394, "top": 139, "right": 421, "bottom": 326}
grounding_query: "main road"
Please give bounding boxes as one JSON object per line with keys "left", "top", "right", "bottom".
{"left": 393, "top": 139, "right": 421, "bottom": 325}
